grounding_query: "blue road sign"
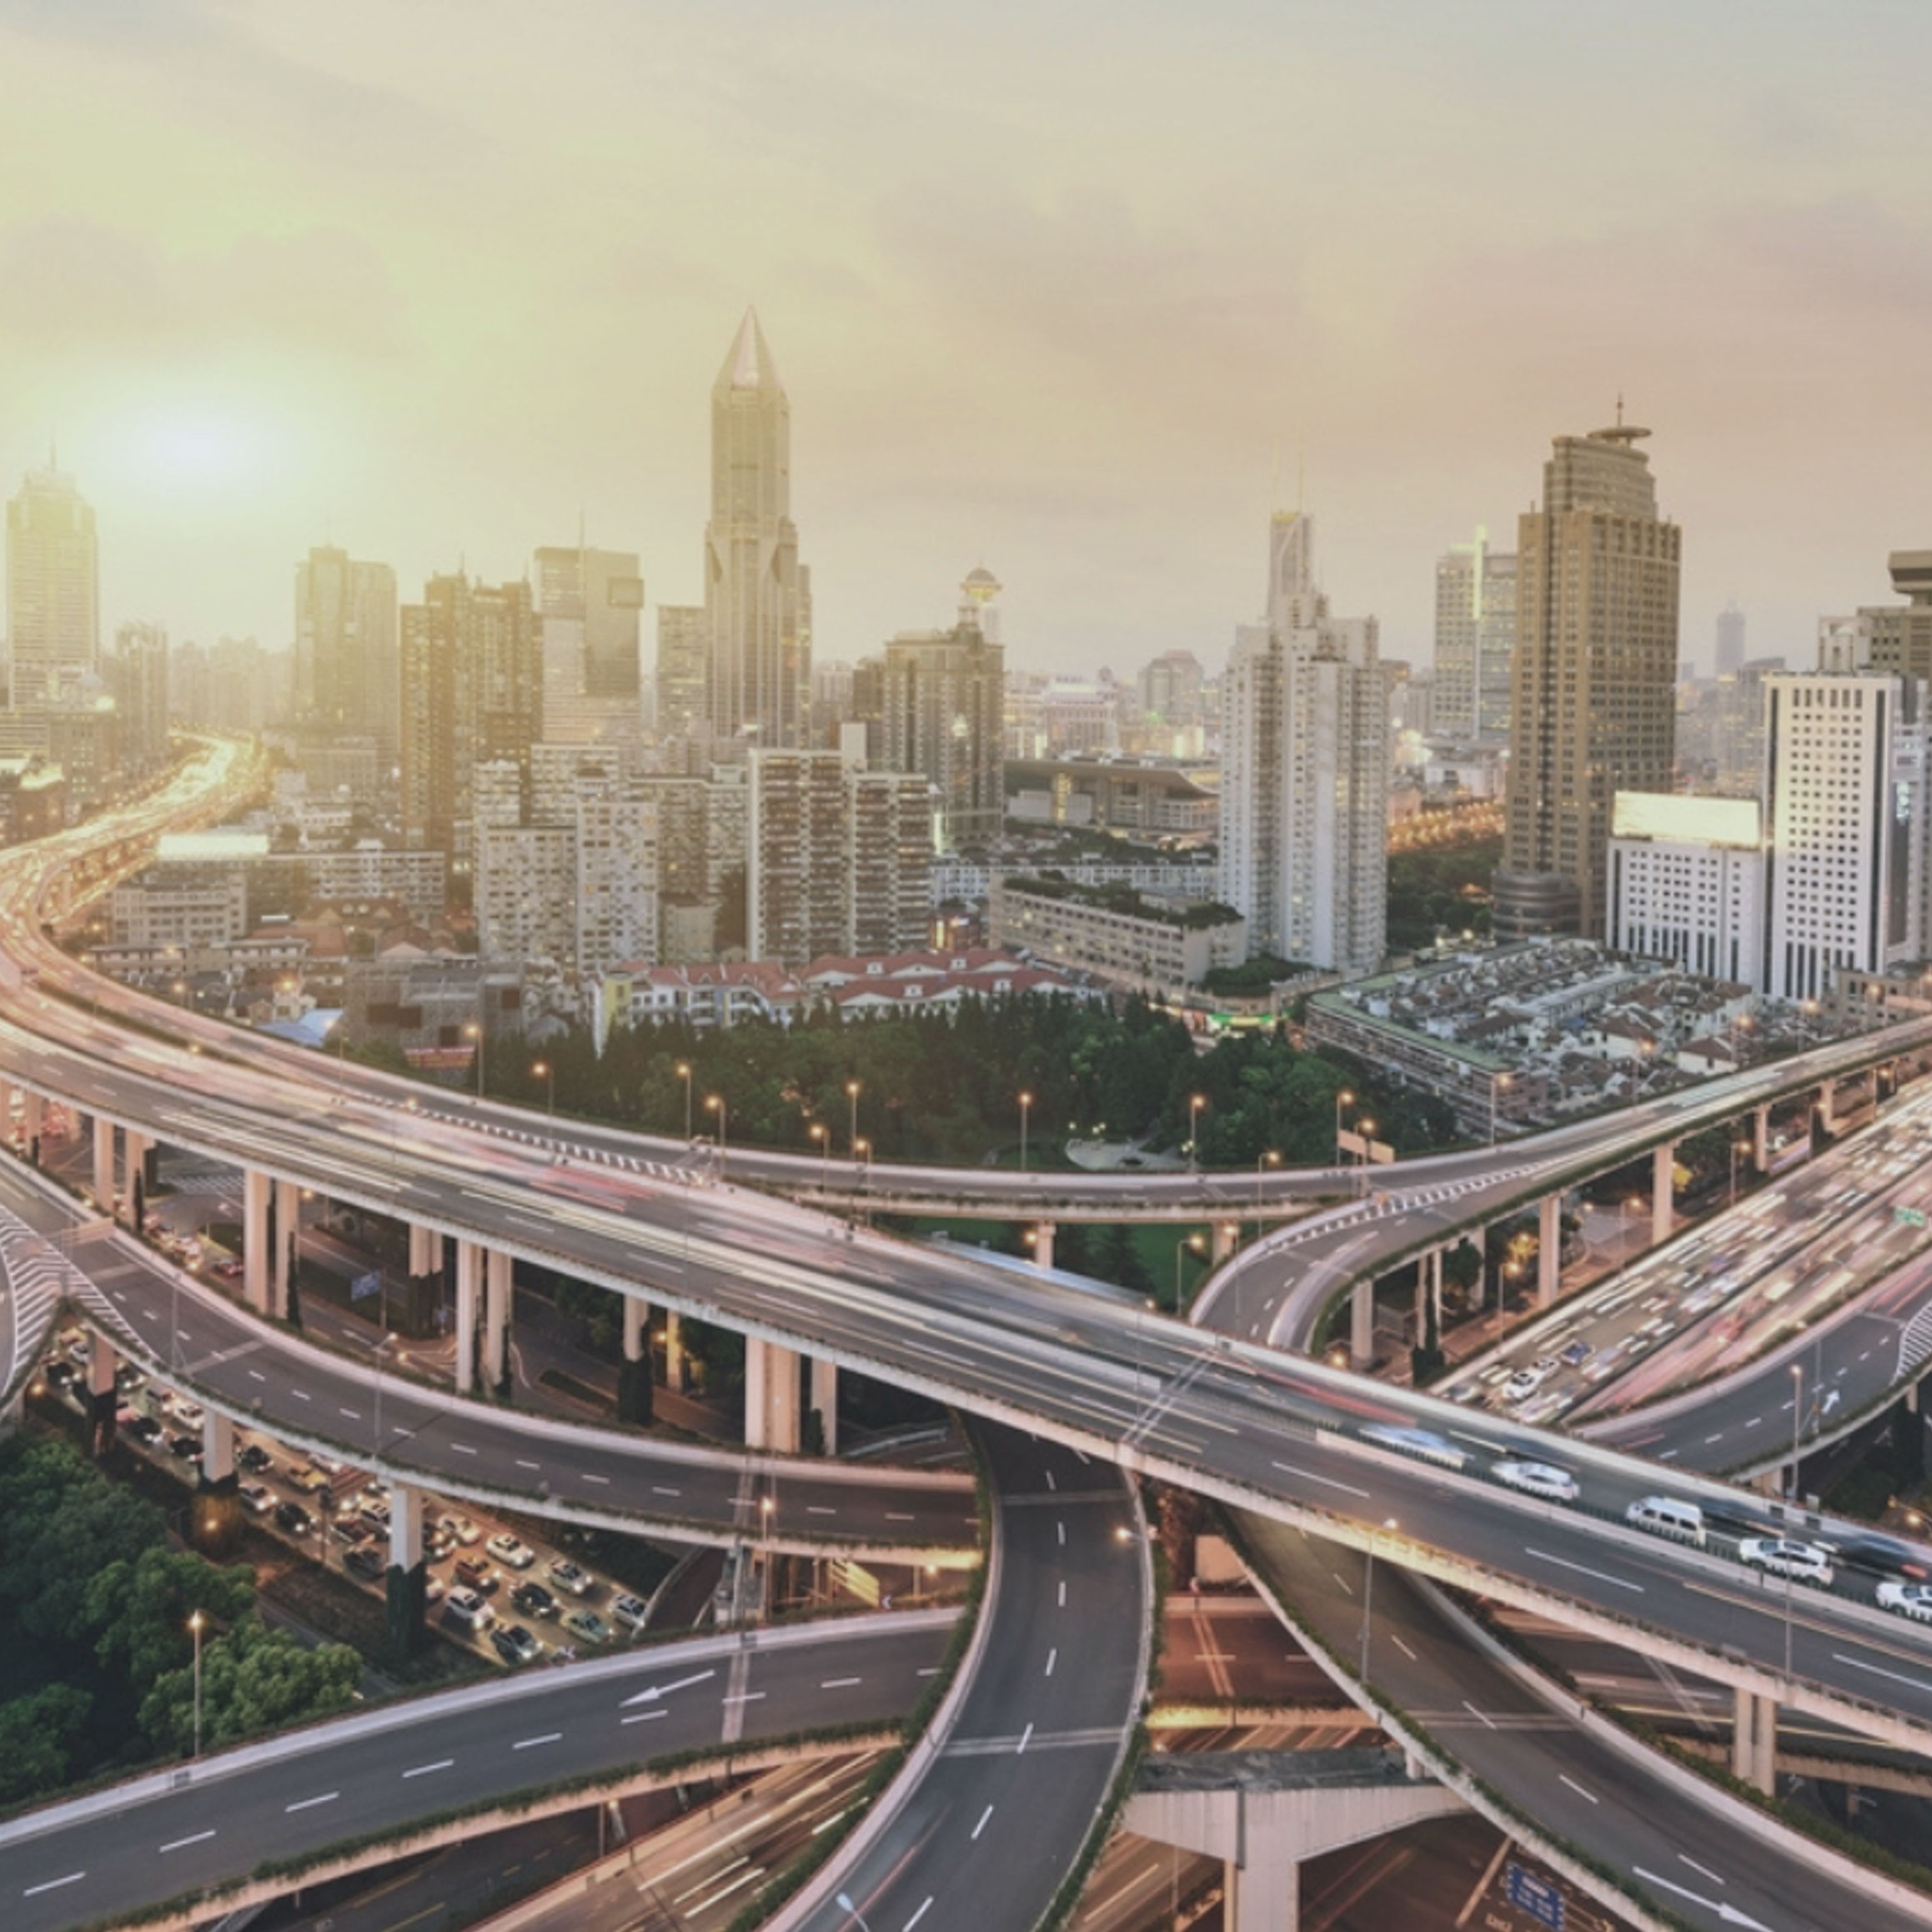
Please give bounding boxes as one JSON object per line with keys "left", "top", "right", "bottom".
{"left": 351, "top": 1269, "right": 383, "bottom": 1302}
{"left": 1504, "top": 1862, "right": 1565, "bottom": 1932}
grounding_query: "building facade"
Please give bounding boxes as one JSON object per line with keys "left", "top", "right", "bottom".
{"left": 1496, "top": 419, "right": 1681, "bottom": 941}
{"left": 1433, "top": 530, "right": 1517, "bottom": 743}
{"left": 7, "top": 460, "right": 98, "bottom": 711}
{"left": 990, "top": 876, "right": 1246, "bottom": 993}
{"left": 1607, "top": 791, "right": 1765, "bottom": 986}
{"left": 294, "top": 546, "right": 399, "bottom": 754}
{"left": 880, "top": 580, "right": 1005, "bottom": 851}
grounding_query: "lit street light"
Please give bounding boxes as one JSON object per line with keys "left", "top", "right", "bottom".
{"left": 1255, "top": 1147, "right": 1281, "bottom": 1212}
{"left": 846, "top": 1080, "right": 861, "bottom": 1160}
{"left": 1360, "top": 1518, "right": 1398, "bottom": 1685}
{"left": 464, "top": 1021, "right": 484, "bottom": 1099}
{"left": 531, "top": 1059, "right": 555, "bottom": 1117}
{"left": 1356, "top": 1118, "right": 1377, "bottom": 1198}
{"left": 1489, "top": 1071, "right": 1511, "bottom": 1147}
{"left": 1018, "top": 1090, "right": 1033, "bottom": 1172}
{"left": 706, "top": 1094, "right": 729, "bottom": 1172}
{"left": 810, "top": 1121, "right": 829, "bottom": 1193}
{"left": 1334, "top": 1088, "right": 1356, "bottom": 1170}
{"left": 1188, "top": 1093, "right": 1207, "bottom": 1173}
{"left": 189, "top": 1609, "right": 205, "bottom": 1759}
{"left": 675, "top": 1061, "right": 693, "bottom": 1143}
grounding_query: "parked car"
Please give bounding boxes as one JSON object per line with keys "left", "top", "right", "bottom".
{"left": 439, "top": 1514, "right": 483, "bottom": 1547}
{"left": 610, "top": 1593, "right": 650, "bottom": 1633}
{"left": 1739, "top": 1537, "right": 1834, "bottom": 1587}
{"left": 511, "top": 1581, "right": 560, "bottom": 1621}
{"left": 124, "top": 1414, "right": 163, "bottom": 1446}
{"left": 491, "top": 1623, "right": 544, "bottom": 1666}
{"left": 546, "top": 1558, "right": 593, "bottom": 1597}
{"left": 487, "top": 1533, "right": 535, "bottom": 1570}
{"left": 237, "top": 1443, "right": 275, "bottom": 1476}
{"left": 455, "top": 1556, "right": 500, "bottom": 1595}
{"left": 168, "top": 1433, "right": 203, "bottom": 1463}
{"left": 560, "top": 1608, "right": 611, "bottom": 1646}
{"left": 444, "top": 1586, "right": 494, "bottom": 1632}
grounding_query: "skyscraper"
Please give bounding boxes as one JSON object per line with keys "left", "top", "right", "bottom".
{"left": 294, "top": 546, "right": 399, "bottom": 754}
{"left": 655, "top": 605, "right": 708, "bottom": 740}
{"left": 1433, "top": 530, "right": 1517, "bottom": 743}
{"left": 1715, "top": 601, "right": 1746, "bottom": 677}
{"left": 1217, "top": 511, "right": 1387, "bottom": 975}
{"left": 881, "top": 573, "right": 1006, "bottom": 851}
{"left": 110, "top": 620, "right": 170, "bottom": 775}
{"left": 534, "top": 542, "right": 645, "bottom": 748}
{"left": 1495, "top": 419, "right": 1681, "bottom": 940}
{"left": 704, "top": 311, "right": 811, "bottom": 747}
{"left": 6, "top": 459, "right": 98, "bottom": 711}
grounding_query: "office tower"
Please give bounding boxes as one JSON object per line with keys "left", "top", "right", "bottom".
{"left": 293, "top": 546, "right": 399, "bottom": 752}
{"left": 1825, "top": 553, "right": 1932, "bottom": 685}
{"left": 6, "top": 459, "right": 98, "bottom": 710}
{"left": 399, "top": 574, "right": 539, "bottom": 866}
{"left": 110, "top": 621, "right": 170, "bottom": 774}
{"left": 1495, "top": 418, "right": 1681, "bottom": 941}
{"left": 1607, "top": 791, "right": 1765, "bottom": 985}
{"left": 880, "top": 574, "right": 1006, "bottom": 851}
{"left": 1762, "top": 672, "right": 1925, "bottom": 1002}
{"left": 1217, "top": 510, "right": 1387, "bottom": 976}
{"left": 705, "top": 311, "right": 811, "bottom": 746}
{"left": 1715, "top": 601, "right": 1746, "bottom": 677}
{"left": 1140, "top": 650, "right": 1205, "bottom": 730}
{"left": 655, "top": 605, "right": 708, "bottom": 740}
{"left": 534, "top": 542, "right": 644, "bottom": 700}
{"left": 1433, "top": 530, "right": 1517, "bottom": 743}
{"left": 746, "top": 749, "right": 931, "bottom": 961}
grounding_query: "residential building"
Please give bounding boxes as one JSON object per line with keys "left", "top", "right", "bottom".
{"left": 990, "top": 875, "right": 1246, "bottom": 994}
{"left": 1433, "top": 530, "right": 1517, "bottom": 743}
{"left": 1217, "top": 509, "right": 1388, "bottom": 975}
{"left": 6, "top": 459, "right": 98, "bottom": 711}
{"left": 705, "top": 311, "right": 811, "bottom": 747}
{"left": 881, "top": 575, "right": 1006, "bottom": 850}
{"left": 1607, "top": 791, "right": 1765, "bottom": 986}
{"left": 110, "top": 621, "right": 170, "bottom": 775}
{"left": 1006, "top": 755, "right": 1218, "bottom": 836}
{"left": 1495, "top": 417, "right": 1681, "bottom": 941}
{"left": 293, "top": 546, "right": 399, "bottom": 754}
{"left": 655, "top": 605, "right": 708, "bottom": 740}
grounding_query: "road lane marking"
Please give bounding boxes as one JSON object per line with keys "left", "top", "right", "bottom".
{"left": 1679, "top": 1853, "right": 1727, "bottom": 1885}
{"left": 158, "top": 1830, "right": 216, "bottom": 1853}
{"left": 820, "top": 1677, "right": 862, "bottom": 1689}
{"left": 905, "top": 1899, "right": 934, "bottom": 1929}
{"left": 402, "top": 1759, "right": 454, "bottom": 1778}
{"left": 1045, "top": 1469, "right": 1056, "bottom": 1491}
{"left": 620, "top": 1668, "right": 718, "bottom": 1707}
{"left": 721, "top": 1690, "right": 767, "bottom": 1705}
{"left": 1525, "top": 1548, "right": 1643, "bottom": 1593}
{"left": 291, "top": 1389, "right": 311, "bottom": 1402}
{"left": 515, "top": 1458, "right": 540, "bottom": 1471}
{"left": 248, "top": 1369, "right": 265, "bottom": 1382}
{"left": 1056, "top": 1521, "right": 1066, "bottom": 1545}
{"left": 1635, "top": 1867, "right": 1770, "bottom": 1930}
{"left": 23, "top": 1872, "right": 85, "bottom": 1897}
{"left": 1270, "top": 1459, "right": 1371, "bottom": 1499}
{"left": 449, "top": 1442, "right": 477, "bottom": 1455}
{"left": 884, "top": 1510, "right": 912, "bottom": 1520}
{"left": 1017, "top": 1721, "right": 1034, "bottom": 1754}
{"left": 1046, "top": 1648, "right": 1057, "bottom": 1677}
{"left": 653, "top": 1485, "right": 682, "bottom": 1497}
{"left": 1392, "top": 1636, "right": 1418, "bottom": 1660}
{"left": 806, "top": 1506, "right": 836, "bottom": 1515}
{"left": 1832, "top": 1651, "right": 1932, "bottom": 1695}
{"left": 1558, "top": 1774, "right": 1598, "bottom": 1804}
{"left": 621, "top": 1709, "right": 667, "bottom": 1724}
{"left": 285, "top": 1792, "right": 339, "bottom": 1813}
{"left": 971, "top": 1803, "right": 995, "bottom": 1840}
{"left": 580, "top": 1473, "right": 610, "bottom": 1485}
{"left": 1057, "top": 1580, "right": 1066, "bottom": 1608}
{"left": 1463, "top": 1701, "right": 1496, "bottom": 1730}
{"left": 339, "top": 1408, "right": 361, "bottom": 1420}
{"left": 514, "top": 1733, "right": 562, "bottom": 1749}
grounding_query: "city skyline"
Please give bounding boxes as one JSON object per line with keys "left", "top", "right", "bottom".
{"left": 1, "top": 4, "right": 1929, "bottom": 675}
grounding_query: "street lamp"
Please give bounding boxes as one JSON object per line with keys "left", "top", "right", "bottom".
{"left": 464, "top": 1021, "right": 484, "bottom": 1099}
{"left": 810, "top": 1122, "right": 829, "bottom": 1193}
{"left": 1360, "top": 1518, "right": 1398, "bottom": 1686}
{"left": 1188, "top": 1094, "right": 1206, "bottom": 1173}
{"left": 1334, "top": 1089, "right": 1356, "bottom": 1169}
{"left": 846, "top": 1080, "right": 861, "bottom": 1160}
{"left": 531, "top": 1059, "right": 555, "bottom": 1118}
{"left": 1356, "top": 1118, "right": 1377, "bottom": 1199}
{"left": 1489, "top": 1072, "right": 1511, "bottom": 1147}
{"left": 1018, "top": 1090, "right": 1033, "bottom": 1172}
{"left": 1174, "top": 1231, "right": 1206, "bottom": 1311}
{"left": 1255, "top": 1148, "right": 1281, "bottom": 1212}
{"left": 835, "top": 1895, "right": 876, "bottom": 1932}
{"left": 675, "top": 1061, "right": 693, "bottom": 1143}
{"left": 1729, "top": 1136, "right": 1751, "bottom": 1207}
{"left": 705, "top": 1094, "right": 729, "bottom": 1172}
{"left": 372, "top": 1331, "right": 399, "bottom": 1461}
{"left": 1789, "top": 1361, "right": 1804, "bottom": 1503}
{"left": 189, "top": 1610, "right": 205, "bottom": 1759}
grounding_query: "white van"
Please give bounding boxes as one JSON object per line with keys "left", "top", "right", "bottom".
{"left": 1625, "top": 1495, "right": 1705, "bottom": 1547}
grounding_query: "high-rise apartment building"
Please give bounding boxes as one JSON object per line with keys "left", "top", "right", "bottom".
{"left": 655, "top": 605, "right": 708, "bottom": 740}
{"left": 1433, "top": 530, "right": 1517, "bottom": 743}
{"left": 1495, "top": 419, "right": 1681, "bottom": 941}
{"left": 880, "top": 575, "right": 1005, "bottom": 851}
{"left": 399, "top": 574, "right": 539, "bottom": 868}
{"left": 705, "top": 312, "right": 811, "bottom": 747}
{"left": 293, "top": 546, "right": 399, "bottom": 753}
{"left": 6, "top": 459, "right": 98, "bottom": 710}
{"left": 1217, "top": 511, "right": 1387, "bottom": 976}
{"left": 110, "top": 621, "right": 170, "bottom": 775}
{"left": 534, "top": 542, "right": 644, "bottom": 700}
{"left": 746, "top": 749, "right": 931, "bottom": 961}
{"left": 1715, "top": 601, "right": 1746, "bottom": 677}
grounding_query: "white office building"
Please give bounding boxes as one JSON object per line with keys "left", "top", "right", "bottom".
{"left": 1607, "top": 792, "right": 1764, "bottom": 986}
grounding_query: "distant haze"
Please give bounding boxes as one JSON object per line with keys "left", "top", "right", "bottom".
{"left": 1, "top": 1, "right": 1927, "bottom": 678}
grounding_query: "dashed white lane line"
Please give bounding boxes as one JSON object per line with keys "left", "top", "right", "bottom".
{"left": 971, "top": 1803, "right": 995, "bottom": 1840}
{"left": 621, "top": 1709, "right": 667, "bottom": 1725}
{"left": 1045, "top": 1648, "right": 1057, "bottom": 1677}
{"left": 806, "top": 1506, "right": 836, "bottom": 1515}
{"left": 820, "top": 1677, "right": 862, "bottom": 1689}
{"left": 403, "top": 1759, "right": 454, "bottom": 1779}
{"left": 1045, "top": 1469, "right": 1057, "bottom": 1491}
{"left": 514, "top": 1733, "right": 563, "bottom": 1750}
{"left": 339, "top": 1407, "right": 360, "bottom": 1421}
{"left": 1526, "top": 1548, "right": 1643, "bottom": 1594}
{"left": 285, "top": 1791, "right": 339, "bottom": 1813}
{"left": 1392, "top": 1636, "right": 1418, "bottom": 1661}
{"left": 654, "top": 1485, "right": 682, "bottom": 1498}
{"left": 884, "top": 1510, "right": 913, "bottom": 1521}
{"left": 1056, "top": 1521, "right": 1066, "bottom": 1546}
{"left": 1558, "top": 1774, "right": 1598, "bottom": 1805}
{"left": 1057, "top": 1581, "right": 1066, "bottom": 1608}
{"left": 1017, "top": 1721, "right": 1034, "bottom": 1754}
{"left": 23, "top": 1871, "right": 85, "bottom": 1897}
{"left": 158, "top": 1829, "right": 215, "bottom": 1854}
{"left": 515, "top": 1458, "right": 540, "bottom": 1471}
{"left": 905, "top": 1899, "right": 934, "bottom": 1929}
{"left": 580, "top": 1473, "right": 610, "bottom": 1485}
{"left": 247, "top": 1369, "right": 266, "bottom": 1383}
{"left": 1680, "top": 1852, "right": 1728, "bottom": 1885}
{"left": 449, "top": 1442, "right": 477, "bottom": 1455}
{"left": 290, "top": 1388, "right": 311, "bottom": 1402}
{"left": 1463, "top": 1700, "right": 1496, "bottom": 1730}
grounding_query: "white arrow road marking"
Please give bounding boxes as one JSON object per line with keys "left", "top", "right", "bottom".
{"left": 620, "top": 1668, "right": 717, "bottom": 1708}
{"left": 1633, "top": 1868, "right": 1773, "bottom": 1929}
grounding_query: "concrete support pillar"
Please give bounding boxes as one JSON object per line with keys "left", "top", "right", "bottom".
{"left": 192, "top": 1410, "right": 241, "bottom": 1555}
{"left": 454, "top": 1239, "right": 483, "bottom": 1395}
{"left": 1350, "top": 1278, "right": 1373, "bottom": 1369}
{"left": 1212, "top": 1221, "right": 1238, "bottom": 1265}
{"left": 1733, "top": 1686, "right": 1778, "bottom": 1796}
{"left": 1031, "top": 1221, "right": 1055, "bottom": 1271}
{"left": 1817, "top": 1081, "right": 1835, "bottom": 1138}
{"left": 92, "top": 1113, "right": 115, "bottom": 1210}
{"left": 201, "top": 1409, "right": 235, "bottom": 1484}
{"left": 273, "top": 1179, "right": 301, "bottom": 1319}
{"left": 1537, "top": 1192, "right": 1562, "bottom": 1308}
{"left": 386, "top": 1483, "right": 428, "bottom": 1664}
{"left": 745, "top": 1336, "right": 802, "bottom": 1453}
{"left": 1429, "top": 1247, "right": 1443, "bottom": 1334}
{"left": 1652, "top": 1141, "right": 1676, "bottom": 1249}
{"left": 22, "top": 1090, "right": 42, "bottom": 1161}
{"left": 0, "top": 1080, "right": 12, "bottom": 1144}
{"left": 121, "top": 1131, "right": 150, "bottom": 1222}
{"left": 86, "top": 1332, "right": 118, "bottom": 1458}
{"left": 665, "top": 1311, "right": 686, "bottom": 1392}
{"left": 618, "top": 1295, "right": 654, "bottom": 1427}
{"left": 1226, "top": 1852, "right": 1298, "bottom": 1932}
{"left": 810, "top": 1356, "right": 838, "bottom": 1457}
{"left": 484, "top": 1248, "right": 512, "bottom": 1392}
{"left": 242, "top": 1167, "right": 271, "bottom": 1313}
{"left": 1754, "top": 1102, "right": 1773, "bottom": 1173}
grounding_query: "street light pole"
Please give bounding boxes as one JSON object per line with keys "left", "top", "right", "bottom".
{"left": 675, "top": 1061, "right": 693, "bottom": 1143}
{"left": 1188, "top": 1094, "right": 1206, "bottom": 1173}
{"left": 372, "top": 1331, "right": 398, "bottom": 1462}
{"left": 1489, "top": 1072, "right": 1510, "bottom": 1147}
{"left": 466, "top": 1021, "right": 484, "bottom": 1100}
{"left": 1173, "top": 1233, "right": 1203, "bottom": 1311}
{"left": 1359, "top": 1518, "right": 1396, "bottom": 1686}
{"left": 706, "top": 1094, "right": 729, "bottom": 1175}
{"left": 846, "top": 1080, "right": 861, "bottom": 1160}
{"left": 835, "top": 1894, "right": 876, "bottom": 1932}
{"left": 1789, "top": 1361, "right": 1804, "bottom": 1503}
{"left": 1018, "top": 1091, "right": 1032, "bottom": 1172}
{"left": 1334, "top": 1088, "right": 1355, "bottom": 1172}
{"left": 1357, "top": 1118, "right": 1377, "bottom": 1200}
{"left": 810, "top": 1122, "right": 829, "bottom": 1194}
{"left": 189, "top": 1610, "right": 204, "bottom": 1759}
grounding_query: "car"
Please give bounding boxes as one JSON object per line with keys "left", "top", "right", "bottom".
{"left": 455, "top": 1557, "right": 500, "bottom": 1595}
{"left": 1702, "top": 1496, "right": 1778, "bottom": 1540}
{"left": 238, "top": 1481, "right": 273, "bottom": 1515}
{"left": 168, "top": 1433, "right": 203, "bottom": 1463}
{"left": 330, "top": 1516, "right": 376, "bottom": 1547}
{"left": 1492, "top": 1458, "right": 1580, "bottom": 1504}
{"left": 439, "top": 1514, "right": 483, "bottom": 1547}
{"left": 1502, "top": 1365, "right": 1549, "bottom": 1405}
{"left": 168, "top": 1398, "right": 205, "bottom": 1428}
{"left": 1877, "top": 1581, "right": 1932, "bottom": 1624}
{"left": 560, "top": 1608, "right": 611, "bottom": 1646}
{"left": 1359, "top": 1424, "right": 1467, "bottom": 1473}
{"left": 546, "top": 1558, "right": 593, "bottom": 1597}
{"left": 1559, "top": 1339, "right": 1592, "bottom": 1367}
{"left": 287, "top": 1465, "right": 331, "bottom": 1495}
{"left": 1828, "top": 1533, "right": 1931, "bottom": 1583}
{"left": 487, "top": 1533, "right": 536, "bottom": 1570}
{"left": 1739, "top": 1537, "right": 1834, "bottom": 1586}
{"left": 213, "top": 1258, "right": 244, "bottom": 1280}
{"left": 444, "top": 1586, "right": 494, "bottom": 1632}
{"left": 274, "top": 1501, "right": 314, "bottom": 1537}
{"left": 237, "top": 1443, "right": 275, "bottom": 1476}
{"left": 359, "top": 1497, "right": 393, "bottom": 1529}
{"left": 426, "top": 1527, "right": 458, "bottom": 1563}
{"left": 511, "top": 1581, "right": 560, "bottom": 1620}
{"left": 610, "top": 1593, "right": 650, "bottom": 1633}
{"left": 344, "top": 1544, "right": 387, "bottom": 1583}
{"left": 124, "top": 1414, "right": 163, "bottom": 1446}
{"left": 491, "top": 1623, "right": 544, "bottom": 1666}
{"left": 43, "top": 1360, "right": 78, "bottom": 1392}
{"left": 114, "top": 1362, "right": 144, "bottom": 1393}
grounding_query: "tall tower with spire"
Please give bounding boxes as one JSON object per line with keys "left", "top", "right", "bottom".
{"left": 704, "top": 310, "right": 810, "bottom": 747}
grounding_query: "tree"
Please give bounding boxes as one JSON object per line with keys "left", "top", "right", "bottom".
{"left": 140, "top": 1614, "right": 361, "bottom": 1758}
{"left": 85, "top": 1546, "right": 254, "bottom": 1697}
{"left": 0, "top": 1438, "right": 162, "bottom": 1643}
{"left": 0, "top": 1685, "right": 92, "bottom": 1804}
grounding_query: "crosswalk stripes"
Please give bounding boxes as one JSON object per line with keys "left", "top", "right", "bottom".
{"left": 0, "top": 1204, "right": 142, "bottom": 1403}
{"left": 1895, "top": 1300, "right": 1932, "bottom": 1383}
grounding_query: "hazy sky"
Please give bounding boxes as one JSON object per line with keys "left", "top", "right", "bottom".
{"left": 2, "top": 0, "right": 1929, "bottom": 680}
